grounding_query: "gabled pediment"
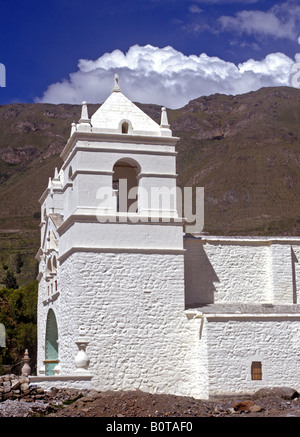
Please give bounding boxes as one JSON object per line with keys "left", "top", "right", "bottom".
{"left": 91, "top": 90, "right": 161, "bottom": 136}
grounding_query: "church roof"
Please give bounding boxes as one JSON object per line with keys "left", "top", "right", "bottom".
{"left": 90, "top": 75, "right": 162, "bottom": 136}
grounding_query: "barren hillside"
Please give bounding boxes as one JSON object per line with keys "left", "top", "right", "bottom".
{"left": 1, "top": 86, "right": 300, "bottom": 285}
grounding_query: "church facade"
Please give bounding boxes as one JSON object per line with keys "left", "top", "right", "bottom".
{"left": 33, "top": 77, "right": 300, "bottom": 399}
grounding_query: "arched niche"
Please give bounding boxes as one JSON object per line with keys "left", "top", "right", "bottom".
{"left": 68, "top": 166, "right": 73, "bottom": 181}
{"left": 52, "top": 256, "right": 57, "bottom": 274}
{"left": 46, "top": 258, "right": 52, "bottom": 275}
{"left": 122, "top": 121, "right": 129, "bottom": 133}
{"left": 119, "top": 119, "right": 132, "bottom": 134}
{"left": 44, "top": 309, "right": 59, "bottom": 375}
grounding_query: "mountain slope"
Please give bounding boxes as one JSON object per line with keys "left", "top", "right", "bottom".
{"left": 0, "top": 86, "right": 300, "bottom": 285}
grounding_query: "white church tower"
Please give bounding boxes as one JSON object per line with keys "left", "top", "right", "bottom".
{"left": 34, "top": 75, "right": 300, "bottom": 400}
{"left": 35, "top": 75, "right": 198, "bottom": 396}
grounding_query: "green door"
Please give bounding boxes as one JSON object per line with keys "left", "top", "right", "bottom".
{"left": 45, "top": 309, "right": 58, "bottom": 375}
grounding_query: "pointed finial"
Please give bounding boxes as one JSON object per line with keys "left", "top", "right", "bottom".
{"left": 79, "top": 101, "right": 90, "bottom": 123}
{"left": 112, "top": 74, "right": 121, "bottom": 92}
{"left": 160, "top": 107, "right": 170, "bottom": 128}
{"left": 54, "top": 167, "right": 59, "bottom": 180}
{"left": 71, "top": 121, "right": 76, "bottom": 136}
{"left": 21, "top": 349, "right": 31, "bottom": 376}
{"left": 48, "top": 177, "right": 52, "bottom": 189}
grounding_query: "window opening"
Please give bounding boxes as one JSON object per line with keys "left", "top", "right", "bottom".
{"left": 251, "top": 361, "right": 262, "bottom": 380}
{"left": 122, "top": 122, "right": 129, "bottom": 134}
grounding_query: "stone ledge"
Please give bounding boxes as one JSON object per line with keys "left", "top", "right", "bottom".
{"left": 185, "top": 303, "right": 300, "bottom": 316}
{"left": 59, "top": 246, "right": 185, "bottom": 263}
{"left": 29, "top": 375, "right": 93, "bottom": 391}
{"left": 184, "top": 234, "right": 300, "bottom": 244}
{"left": 30, "top": 375, "right": 92, "bottom": 382}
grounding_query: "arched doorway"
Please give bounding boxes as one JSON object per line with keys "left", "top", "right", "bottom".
{"left": 45, "top": 309, "right": 59, "bottom": 375}
{"left": 113, "top": 159, "right": 140, "bottom": 213}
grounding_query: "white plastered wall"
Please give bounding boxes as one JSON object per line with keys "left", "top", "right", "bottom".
{"left": 184, "top": 236, "right": 300, "bottom": 306}
{"left": 205, "top": 316, "right": 300, "bottom": 397}
{"left": 54, "top": 250, "right": 203, "bottom": 398}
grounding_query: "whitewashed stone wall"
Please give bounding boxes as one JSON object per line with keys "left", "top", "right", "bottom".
{"left": 184, "top": 236, "right": 300, "bottom": 306}
{"left": 269, "top": 244, "right": 294, "bottom": 304}
{"left": 203, "top": 316, "right": 300, "bottom": 397}
{"left": 184, "top": 237, "right": 270, "bottom": 305}
{"left": 36, "top": 235, "right": 300, "bottom": 400}
{"left": 53, "top": 251, "right": 202, "bottom": 398}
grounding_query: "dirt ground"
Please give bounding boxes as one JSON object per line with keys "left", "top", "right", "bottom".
{"left": 45, "top": 387, "right": 300, "bottom": 418}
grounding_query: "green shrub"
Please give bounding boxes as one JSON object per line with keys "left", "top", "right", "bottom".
{"left": 4, "top": 270, "right": 18, "bottom": 290}
{"left": 0, "top": 281, "right": 38, "bottom": 373}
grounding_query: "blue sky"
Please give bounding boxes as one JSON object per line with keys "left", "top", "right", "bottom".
{"left": 0, "top": 0, "right": 300, "bottom": 108}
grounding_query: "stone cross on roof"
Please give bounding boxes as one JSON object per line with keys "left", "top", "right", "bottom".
{"left": 112, "top": 74, "right": 121, "bottom": 92}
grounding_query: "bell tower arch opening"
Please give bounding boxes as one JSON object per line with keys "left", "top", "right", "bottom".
{"left": 113, "top": 158, "right": 140, "bottom": 213}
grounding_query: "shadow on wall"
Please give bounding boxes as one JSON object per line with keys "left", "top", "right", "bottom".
{"left": 292, "top": 247, "right": 299, "bottom": 304}
{"left": 184, "top": 236, "right": 219, "bottom": 308}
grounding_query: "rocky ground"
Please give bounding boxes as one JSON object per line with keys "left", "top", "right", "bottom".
{"left": 0, "top": 384, "right": 300, "bottom": 418}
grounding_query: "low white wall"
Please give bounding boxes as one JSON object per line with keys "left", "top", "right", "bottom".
{"left": 184, "top": 236, "right": 300, "bottom": 306}
{"left": 204, "top": 314, "right": 300, "bottom": 397}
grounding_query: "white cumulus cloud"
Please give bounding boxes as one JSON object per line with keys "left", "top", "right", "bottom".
{"left": 36, "top": 44, "right": 299, "bottom": 109}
